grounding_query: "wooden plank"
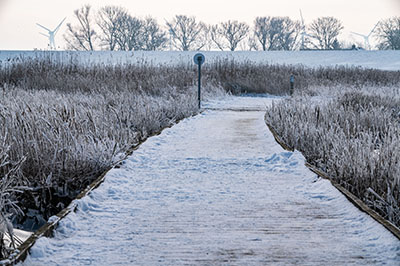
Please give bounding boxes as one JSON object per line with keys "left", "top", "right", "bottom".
{"left": 265, "top": 121, "right": 400, "bottom": 241}
{"left": 305, "top": 162, "right": 400, "bottom": 241}
{"left": 4, "top": 119, "right": 186, "bottom": 265}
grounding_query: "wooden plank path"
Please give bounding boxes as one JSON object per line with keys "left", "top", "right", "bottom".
{"left": 23, "top": 97, "right": 400, "bottom": 265}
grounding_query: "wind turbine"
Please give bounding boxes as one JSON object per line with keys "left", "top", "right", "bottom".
{"left": 299, "top": 9, "right": 311, "bottom": 50}
{"left": 350, "top": 23, "right": 379, "bottom": 50}
{"left": 36, "top": 18, "right": 66, "bottom": 50}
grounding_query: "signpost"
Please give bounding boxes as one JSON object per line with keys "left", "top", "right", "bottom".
{"left": 290, "top": 75, "right": 295, "bottom": 96}
{"left": 193, "top": 53, "right": 205, "bottom": 109}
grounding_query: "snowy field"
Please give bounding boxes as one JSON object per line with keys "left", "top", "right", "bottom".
{"left": 1, "top": 50, "right": 400, "bottom": 70}
{"left": 22, "top": 96, "right": 400, "bottom": 265}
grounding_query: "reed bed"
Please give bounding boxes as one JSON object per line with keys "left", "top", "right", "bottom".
{"left": 204, "top": 59, "right": 400, "bottom": 95}
{"left": 0, "top": 56, "right": 400, "bottom": 258}
{"left": 266, "top": 88, "right": 400, "bottom": 227}
{"left": 0, "top": 88, "right": 201, "bottom": 232}
{"left": 0, "top": 59, "right": 212, "bottom": 246}
{"left": 2, "top": 57, "right": 399, "bottom": 96}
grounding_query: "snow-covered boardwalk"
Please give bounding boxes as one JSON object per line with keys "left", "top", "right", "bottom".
{"left": 24, "top": 96, "right": 399, "bottom": 265}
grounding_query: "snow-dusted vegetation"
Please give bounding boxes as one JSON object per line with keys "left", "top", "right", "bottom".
{"left": 205, "top": 59, "right": 400, "bottom": 95}
{"left": 0, "top": 59, "right": 210, "bottom": 254}
{"left": 266, "top": 86, "right": 400, "bottom": 227}
{"left": 1, "top": 53, "right": 400, "bottom": 258}
{"left": 1, "top": 50, "right": 400, "bottom": 71}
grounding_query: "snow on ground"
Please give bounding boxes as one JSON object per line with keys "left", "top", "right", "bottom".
{"left": 22, "top": 96, "right": 400, "bottom": 265}
{"left": 4, "top": 229, "right": 32, "bottom": 249}
{"left": 1, "top": 50, "right": 399, "bottom": 70}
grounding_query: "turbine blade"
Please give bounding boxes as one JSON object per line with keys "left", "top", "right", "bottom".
{"left": 350, "top": 32, "right": 366, "bottom": 38}
{"left": 39, "top": 32, "right": 50, "bottom": 38}
{"left": 299, "top": 9, "right": 305, "bottom": 25}
{"left": 36, "top": 23, "right": 51, "bottom": 32}
{"left": 368, "top": 23, "right": 379, "bottom": 37}
{"left": 54, "top": 17, "right": 66, "bottom": 33}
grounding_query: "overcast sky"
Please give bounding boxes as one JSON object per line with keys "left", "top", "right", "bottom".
{"left": 0, "top": 0, "right": 399, "bottom": 50}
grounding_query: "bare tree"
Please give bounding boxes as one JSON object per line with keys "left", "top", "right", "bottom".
{"left": 254, "top": 16, "right": 301, "bottom": 51}
{"left": 115, "top": 13, "right": 143, "bottom": 51}
{"left": 166, "top": 15, "right": 207, "bottom": 51}
{"left": 308, "top": 17, "right": 344, "bottom": 49}
{"left": 275, "top": 17, "right": 301, "bottom": 50}
{"left": 254, "top": 16, "right": 273, "bottom": 51}
{"left": 209, "top": 25, "right": 226, "bottom": 51}
{"left": 64, "top": 5, "right": 97, "bottom": 51}
{"left": 247, "top": 35, "right": 259, "bottom": 51}
{"left": 141, "top": 17, "right": 168, "bottom": 50}
{"left": 375, "top": 17, "right": 400, "bottom": 50}
{"left": 97, "top": 7, "right": 166, "bottom": 51}
{"left": 210, "top": 20, "right": 249, "bottom": 51}
{"left": 97, "top": 6, "right": 127, "bottom": 50}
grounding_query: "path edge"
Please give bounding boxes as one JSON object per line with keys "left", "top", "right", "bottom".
{"left": 265, "top": 120, "right": 400, "bottom": 241}
{"left": 3, "top": 117, "right": 189, "bottom": 265}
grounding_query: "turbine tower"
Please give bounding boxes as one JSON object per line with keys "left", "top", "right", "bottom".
{"left": 350, "top": 23, "right": 379, "bottom": 50}
{"left": 299, "top": 9, "right": 311, "bottom": 50}
{"left": 37, "top": 18, "right": 66, "bottom": 50}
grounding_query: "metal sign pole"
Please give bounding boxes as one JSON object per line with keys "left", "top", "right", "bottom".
{"left": 193, "top": 53, "right": 205, "bottom": 109}
{"left": 290, "top": 75, "right": 295, "bottom": 96}
{"left": 198, "top": 63, "right": 201, "bottom": 109}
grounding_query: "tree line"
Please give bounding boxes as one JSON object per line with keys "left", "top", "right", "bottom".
{"left": 64, "top": 5, "right": 400, "bottom": 51}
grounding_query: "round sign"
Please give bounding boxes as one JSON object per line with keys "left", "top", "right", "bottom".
{"left": 193, "top": 53, "right": 205, "bottom": 65}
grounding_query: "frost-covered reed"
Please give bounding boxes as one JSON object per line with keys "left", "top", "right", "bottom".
{"left": 266, "top": 88, "right": 400, "bottom": 226}
{"left": 0, "top": 142, "right": 25, "bottom": 258}
{"left": 2, "top": 57, "right": 399, "bottom": 96}
{"left": 0, "top": 55, "right": 399, "bottom": 250}
{"left": 0, "top": 59, "right": 216, "bottom": 239}
{"left": 2, "top": 88, "right": 200, "bottom": 225}
{"left": 204, "top": 60, "right": 400, "bottom": 95}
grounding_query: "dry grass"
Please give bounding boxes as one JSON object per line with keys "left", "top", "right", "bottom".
{"left": 204, "top": 59, "right": 400, "bottom": 95}
{"left": 0, "top": 143, "right": 24, "bottom": 258}
{"left": 2, "top": 57, "right": 399, "bottom": 96}
{"left": 0, "top": 59, "right": 210, "bottom": 239}
{"left": 1, "top": 56, "right": 400, "bottom": 257}
{"left": 0, "top": 87, "right": 199, "bottom": 230}
{"left": 266, "top": 88, "right": 400, "bottom": 226}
